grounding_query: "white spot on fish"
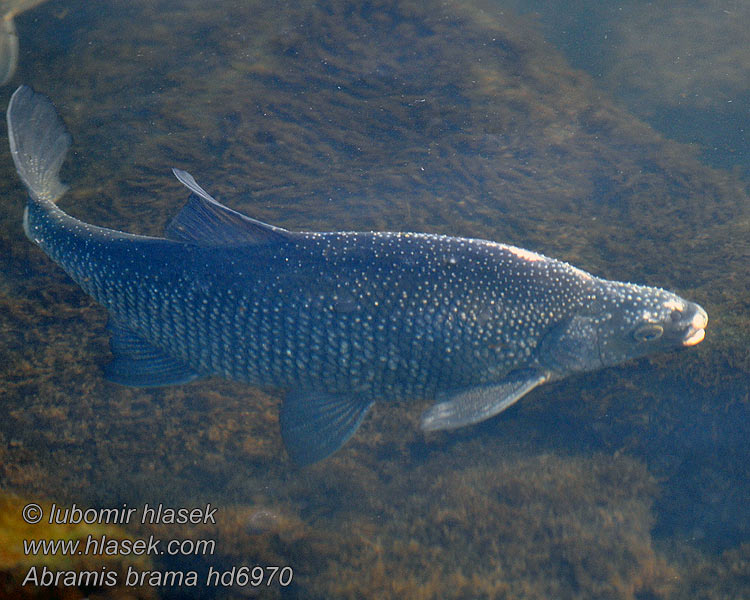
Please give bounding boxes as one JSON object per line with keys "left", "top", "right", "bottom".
{"left": 663, "top": 299, "right": 684, "bottom": 311}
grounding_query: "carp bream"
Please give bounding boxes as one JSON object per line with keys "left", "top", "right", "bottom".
{"left": 6, "top": 86, "right": 707, "bottom": 464}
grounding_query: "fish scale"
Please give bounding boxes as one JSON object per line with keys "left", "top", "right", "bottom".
{"left": 7, "top": 86, "right": 707, "bottom": 464}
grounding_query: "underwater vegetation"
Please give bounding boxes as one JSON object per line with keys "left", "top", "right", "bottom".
{"left": 285, "top": 449, "right": 676, "bottom": 600}
{"left": 493, "top": 0, "right": 750, "bottom": 174}
{"left": 0, "top": 0, "right": 747, "bottom": 598}
{"left": 602, "top": 0, "right": 750, "bottom": 113}
{"left": 600, "top": 0, "right": 750, "bottom": 176}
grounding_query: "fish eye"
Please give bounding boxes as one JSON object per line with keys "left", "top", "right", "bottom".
{"left": 669, "top": 309, "right": 682, "bottom": 323}
{"left": 633, "top": 323, "right": 664, "bottom": 343}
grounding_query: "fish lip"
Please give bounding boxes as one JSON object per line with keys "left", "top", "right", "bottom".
{"left": 682, "top": 328, "right": 705, "bottom": 346}
{"left": 682, "top": 306, "right": 708, "bottom": 346}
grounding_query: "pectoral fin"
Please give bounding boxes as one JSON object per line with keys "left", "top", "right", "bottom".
{"left": 420, "top": 369, "right": 549, "bottom": 431}
{"left": 280, "top": 391, "right": 374, "bottom": 465}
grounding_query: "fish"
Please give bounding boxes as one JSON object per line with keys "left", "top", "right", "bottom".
{"left": 6, "top": 85, "right": 708, "bottom": 465}
{"left": 0, "top": 1, "right": 49, "bottom": 85}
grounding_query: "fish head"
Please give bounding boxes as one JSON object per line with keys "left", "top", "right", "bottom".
{"left": 594, "top": 282, "right": 707, "bottom": 368}
{"left": 539, "top": 281, "right": 706, "bottom": 376}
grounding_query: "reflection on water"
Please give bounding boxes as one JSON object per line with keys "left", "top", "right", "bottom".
{"left": 0, "top": 0, "right": 51, "bottom": 85}
{"left": 0, "top": 0, "right": 747, "bottom": 598}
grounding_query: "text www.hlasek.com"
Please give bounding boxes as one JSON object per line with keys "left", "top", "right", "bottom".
{"left": 24, "top": 534, "right": 214, "bottom": 557}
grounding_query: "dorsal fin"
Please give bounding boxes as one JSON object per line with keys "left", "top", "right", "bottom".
{"left": 166, "top": 168, "right": 294, "bottom": 246}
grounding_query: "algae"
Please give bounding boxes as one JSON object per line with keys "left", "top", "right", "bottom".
{"left": 286, "top": 449, "right": 676, "bottom": 600}
{"left": 494, "top": 0, "right": 750, "bottom": 174}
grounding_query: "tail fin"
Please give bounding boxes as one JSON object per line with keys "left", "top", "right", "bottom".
{"left": 7, "top": 85, "right": 71, "bottom": 204}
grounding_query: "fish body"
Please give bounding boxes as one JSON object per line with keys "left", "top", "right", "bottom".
{"left": 6, "top": 86, "right": 707, "bottom": 464}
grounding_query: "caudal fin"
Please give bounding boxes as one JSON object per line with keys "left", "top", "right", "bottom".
{"left": 7, "top": 85, "right": 70, "bottom": 204}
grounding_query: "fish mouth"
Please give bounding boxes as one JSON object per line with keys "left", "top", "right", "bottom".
{"left": 682, "top": 306, "right": 708, "bottom": 346}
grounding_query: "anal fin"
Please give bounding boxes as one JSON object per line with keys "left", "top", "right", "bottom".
{"left": 104, "top": 319, "right": 200, "bottom": 387}
{"left": 280, "top": 390, "right": 374, "bottom": 465}
{"left": 420, "top": 369, "right": 549, "bottom": 431}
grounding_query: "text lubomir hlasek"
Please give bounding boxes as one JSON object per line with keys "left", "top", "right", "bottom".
{"left": 46, "top": 503, "right": 217, "bottom": 525}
